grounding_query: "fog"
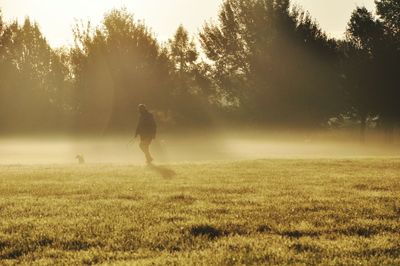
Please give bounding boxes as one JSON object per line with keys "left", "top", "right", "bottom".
{"left": 1, "top": 130, "right": 399, "bottom": 165}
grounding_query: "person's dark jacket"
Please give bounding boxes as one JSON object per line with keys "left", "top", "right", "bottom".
{"left": 135, "top": 111, "right": 156, "bottom": 139}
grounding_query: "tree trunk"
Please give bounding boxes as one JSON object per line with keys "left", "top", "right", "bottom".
{"left": 385, "top": 123, "right": 395, "bottom": 143}
{"left": 360, "top": 114, "right": 367, "bottom": 143}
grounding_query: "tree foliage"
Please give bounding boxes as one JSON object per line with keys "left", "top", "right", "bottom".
{"left": 200, "top": 0, "right": 340, "bottom": 126}
{"left": 71, "top": 8, "right": 172, "bottom": 132}
{"left": 0, "top": 15, "right": 70, "bottom": 132}
{"left": 344, "top": 1, "right": 400, "bottom": 140}
{"left": 0, "top": 2, "right": 398, "bottom": 137}
{"left": 167, "top": 25, "right": 215, "bottom": 125}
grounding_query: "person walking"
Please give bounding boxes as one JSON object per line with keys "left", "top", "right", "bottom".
{"left": 135, "top": 104, "right": 157, "bottom": 164}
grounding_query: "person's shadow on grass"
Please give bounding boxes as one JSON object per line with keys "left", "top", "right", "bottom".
{"left": 147, "top": 163, "right": 176, "bottom": 179}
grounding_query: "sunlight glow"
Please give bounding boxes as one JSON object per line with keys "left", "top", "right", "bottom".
{"left": 0, "top": 0, "right": 222, "bottom": 47}
{"left": 0, "top": 0, "right": 376, "bottom": 47}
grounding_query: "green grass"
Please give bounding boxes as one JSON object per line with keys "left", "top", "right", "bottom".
{"left": 0, "top": 159, "right": 400, "bottom": 265}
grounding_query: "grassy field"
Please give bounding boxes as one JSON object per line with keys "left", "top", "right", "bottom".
{"left": 0, "top": 159, "right": 399, "bottom": 265}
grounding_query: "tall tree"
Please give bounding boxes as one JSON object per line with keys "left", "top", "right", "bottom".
{"left": 168, "top": 25, "right": 198, "bottom": 76}
{"left": 71, "top": 8, "right": 173, "bottom": 133}
{"left": 200, "top": 0, "right": 340, "bottom": 126}
{"left": 0, "top": 16, "right": 70, "bottom": 133}
{"left": 344, "top": 7, "right": 383, "bottom": 141}
{"left": 345, "top": 2, "right": 400, "bottom": 141}
{"left": 167, "top": 25, "right": 214, "bottom": 125}
{"left": 375, "top": 0, "right": 400, "bottom": 139}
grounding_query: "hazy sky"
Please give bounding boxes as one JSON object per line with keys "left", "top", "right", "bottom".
{"left": 0, "top": 0, "right": 375, "bottom": 48}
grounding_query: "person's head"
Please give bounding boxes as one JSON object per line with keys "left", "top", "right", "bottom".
{"left": 138, "top": 104, "right": 147, "bottom": 114}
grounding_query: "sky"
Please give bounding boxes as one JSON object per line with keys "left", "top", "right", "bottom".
{"left": 0, "top": 0, "right": 376, "bottom": 48}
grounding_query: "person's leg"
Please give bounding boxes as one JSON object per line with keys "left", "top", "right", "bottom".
{"left": 139, "top": 139, "right": 153, "bottom": 163}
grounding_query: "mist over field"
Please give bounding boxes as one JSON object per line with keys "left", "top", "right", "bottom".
{"left": 1, "top": 130, "right": 400, "bottom": 165}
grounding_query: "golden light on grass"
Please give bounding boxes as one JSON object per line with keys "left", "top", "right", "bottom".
{"left": 0, "top": 159, "right": 399, "bottom": 264}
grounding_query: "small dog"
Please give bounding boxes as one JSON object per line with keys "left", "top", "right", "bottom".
{"left": 76, "top": 154, "right": 85, "bottom": 164}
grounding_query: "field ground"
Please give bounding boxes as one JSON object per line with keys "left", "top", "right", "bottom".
{"left": 0, "top": 159, "right": 400, "bottom": 265}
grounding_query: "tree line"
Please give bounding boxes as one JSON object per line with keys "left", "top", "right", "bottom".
{"left": 0, "top": 0, "right": 399, "bottom": 139}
